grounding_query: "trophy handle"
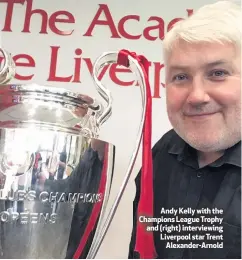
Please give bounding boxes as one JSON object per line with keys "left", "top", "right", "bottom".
{"left": 0, "top": 48, "right": 16, "bottom": 84}
{"left": 92, "top": 56, "right": 114, "bottom": 127}
{"left": 87, "top": 52, "right": 147, "bottom": 258}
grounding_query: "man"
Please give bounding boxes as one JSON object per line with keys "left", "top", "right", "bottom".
{"left": 57, "top": 144, "right": 67, "bottom": 180}
{"left": 31, "top": 148, "right": 42, "bottom": 189}
{"left": 129, "top": 1, "right": 241, "bottom": 259}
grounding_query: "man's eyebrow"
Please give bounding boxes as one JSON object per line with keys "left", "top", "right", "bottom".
{"left": 168, "top": 60, "right": 231, "bottom": 71}
{"left": 204, "top": 60, "right": 231, "bottom": 67}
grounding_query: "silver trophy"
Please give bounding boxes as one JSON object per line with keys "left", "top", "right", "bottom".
{"left": 0, "top": 47, "right": 148, "bottom": 259}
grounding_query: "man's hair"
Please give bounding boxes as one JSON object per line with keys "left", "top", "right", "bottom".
{"left": 163, "top": 1, "right": 242, "bottom": 61}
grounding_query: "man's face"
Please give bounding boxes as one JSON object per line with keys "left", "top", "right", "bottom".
{"left": 165, "top": 41, "right": 241, "bottom": 152}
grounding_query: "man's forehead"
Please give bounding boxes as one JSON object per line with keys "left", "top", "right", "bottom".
{"left": 166, "top": 42, "right": 238, "bottom": 71}
{"left": 168, "top": 59, "right": 233, "bottom": 71}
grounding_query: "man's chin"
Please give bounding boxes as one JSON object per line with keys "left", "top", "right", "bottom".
{"left": 180, "top": 133, "right": 223, "bottom": 152}
{"left": 187, "top": 142, "right": 221, "bottom": 153}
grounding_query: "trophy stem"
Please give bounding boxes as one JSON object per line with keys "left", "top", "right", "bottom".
{"left": 87, "top": 53, "right": 147, "bottom": 259}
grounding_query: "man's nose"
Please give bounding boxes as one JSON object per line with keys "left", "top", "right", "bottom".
{"left": 186, "top": 77, "right": 210, "bottom": 105}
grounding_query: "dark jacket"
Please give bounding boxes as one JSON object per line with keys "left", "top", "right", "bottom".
{"left": 129, "top": 129, "right": 241, "bottom": 259}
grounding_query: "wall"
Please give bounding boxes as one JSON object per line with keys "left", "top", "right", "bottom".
{"left": 0, "top": 0, "right": 223, "bottom": 258}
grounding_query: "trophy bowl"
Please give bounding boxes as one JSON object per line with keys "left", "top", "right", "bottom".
{"left": 0, "top": 83, "right": 115, "bottom": 259}
{"left": 0, "top": 47, "right": 151, "bottom": 259}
